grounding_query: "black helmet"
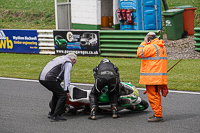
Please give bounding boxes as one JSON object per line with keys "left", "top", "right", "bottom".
{"left": 100, "top": 58, "right": 110, "bottom": 63}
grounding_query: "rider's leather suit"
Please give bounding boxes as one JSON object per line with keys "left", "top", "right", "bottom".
{"left": 89, "top": 58, "right": 120, "bottom": 108}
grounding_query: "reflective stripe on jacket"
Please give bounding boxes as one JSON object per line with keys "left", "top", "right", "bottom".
{"left": 137, "top": 38, "right": 168, "bottom": 85}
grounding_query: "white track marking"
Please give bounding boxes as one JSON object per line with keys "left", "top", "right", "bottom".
{"left": 0, "top": 77, "right": 200, "bottom": 95}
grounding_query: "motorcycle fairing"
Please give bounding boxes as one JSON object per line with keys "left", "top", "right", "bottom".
{"left": 73, "top": 87, "right": 87, "bottom": 99}
{"left": 69, "top": 85, "right": 90, "bottom": 104}
{"left": 66, "top": 82, "right": 146, "bottom": 113}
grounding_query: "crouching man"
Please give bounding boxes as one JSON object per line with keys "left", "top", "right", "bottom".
{"left": 89, "top": 58, "right": 120, "bottom": 120}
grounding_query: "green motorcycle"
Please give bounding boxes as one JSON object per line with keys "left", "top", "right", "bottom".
{"left": 64, "top": 81, "right": 149, "bottom": 114}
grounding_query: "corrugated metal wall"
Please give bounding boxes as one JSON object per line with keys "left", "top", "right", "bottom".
{"left": 99, "top": 30, "right": 162, "bottom": 57}
{"left": 194, "top": 27, "right": 200, "bottom": 52}
{"left": 38, "top": 30, "right": 55, "bottom": 54}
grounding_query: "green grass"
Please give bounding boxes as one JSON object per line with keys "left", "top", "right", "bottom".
{"left": 0, "top": 0, "right": 55, "bottom": 29}
{"left": 0, "top": 53, "right": 199, "bottom": 92}
{"left": 0, "top": 1, "right": 200, "bottom": 92}
{"left": 0, "top": 0, "right": 200, "bottom": 29}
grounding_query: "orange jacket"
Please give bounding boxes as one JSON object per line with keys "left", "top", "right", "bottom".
{"left": 137, "top": 38, "right": 168, "bottom": 85}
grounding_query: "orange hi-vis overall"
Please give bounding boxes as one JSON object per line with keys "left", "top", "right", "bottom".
{"left": 137, "top": 38, "right": 168, "bottom": 117}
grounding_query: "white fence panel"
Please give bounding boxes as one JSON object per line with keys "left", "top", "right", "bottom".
{"left": 37, "top": 30, "right": 55, "bottom": 55}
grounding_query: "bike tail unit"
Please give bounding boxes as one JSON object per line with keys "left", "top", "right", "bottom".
{"left": 63, "top": 82, "right": 149, "bottom": 115}
{"left": 65, "top": 85, "right": 91, "bottom": 114}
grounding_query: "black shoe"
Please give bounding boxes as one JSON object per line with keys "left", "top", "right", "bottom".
{"left": 48, "top": 112, "right": 52, "bottom": 119}
{"left": 51, "top": 116, "right": 67, "bottom": 122}
{"left": 89, "top": 105, "right": 97, "bottom": 120}
{"left": 149, "top": 115, "right": 155, "bottom": 119}
{"left": 89, "top": 112, "right": 96, "bottom": 120}
{"left": 111, "top": 104, "right": 119, "bottom": 118}
{"left": 148, "top": 116, "right": 163, "bottom": 122}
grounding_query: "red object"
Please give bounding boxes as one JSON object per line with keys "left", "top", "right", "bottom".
{"left": 126, "top": 9, "right": 133, "bottom": 23}
{"left": 167, "top": 59, "right": 182, "bottom": 73}
{"left": 161, "top": 85, "right": 168, "bottom": 97}
{"left": 65, "top": 101, "right": 89, "bottom": 108}
{"left": 117, "top": 9, "right": 123, "bottom": 21}
{"left": 122, "top": 8, "right": 127, "bottom": 21}
{"left": 182, "top": 7, "right": 197, "bottom": 35}
{"left": 174, "top": 7, "right": 197, "bottom": 35}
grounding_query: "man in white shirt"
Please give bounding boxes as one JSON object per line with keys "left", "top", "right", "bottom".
{"left": 39, "top": 53, "right": 77, "bottom": 122}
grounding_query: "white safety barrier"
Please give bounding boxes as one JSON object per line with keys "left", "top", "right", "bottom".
{"left": 37, "top": 30, "right": 55, "bottom": 55}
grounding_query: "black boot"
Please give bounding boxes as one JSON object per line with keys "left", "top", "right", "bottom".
{"left": 50, "top": 115, "right": 67, "bottom": 122}
{"left": 89, "top": 105, "right": 97, "bottom": 120}
{"left": 111, "top": 104, "right": 119, "bottom": 118}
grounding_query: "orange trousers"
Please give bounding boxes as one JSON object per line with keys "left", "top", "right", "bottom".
{"left": 146, "top": 85, "right": 162, "bottom": 117}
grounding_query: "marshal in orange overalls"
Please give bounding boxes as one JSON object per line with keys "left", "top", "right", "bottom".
{"left": 137, "top": 38, "right": 168, "bottom": 117}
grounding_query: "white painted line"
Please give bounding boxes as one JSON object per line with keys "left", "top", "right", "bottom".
{"left": 168, "top": 90, "right": 200, "bottom": 95}
{"left": 0, "top": 77, "right": 200, "bottom": 95}
{"left": 0, "top": 77, "right": 39, "bottom": 82}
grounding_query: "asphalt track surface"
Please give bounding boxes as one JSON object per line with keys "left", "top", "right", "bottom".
{"left": 0, "top": 77, "right": 200, "bottom": 133}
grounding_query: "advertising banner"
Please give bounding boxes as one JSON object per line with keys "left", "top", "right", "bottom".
{"left": 0, "top": 29, "right": 39, "bottom": 54}
{"left": 53, "top": 30, "right": 100, "bottom": 56}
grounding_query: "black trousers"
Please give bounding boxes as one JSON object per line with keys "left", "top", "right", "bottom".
{"left": 89, "top": 77, "right": 119, "bottom": 107}
{"left": 39, "top": 80, "right": 67, "bottom": 117}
